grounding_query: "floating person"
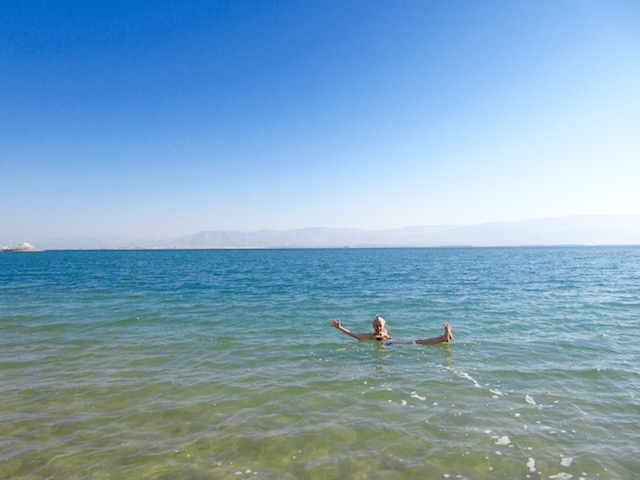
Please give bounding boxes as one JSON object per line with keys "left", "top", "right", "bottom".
{"left": 330, "top": 315, "right": 452, "bottom": 345}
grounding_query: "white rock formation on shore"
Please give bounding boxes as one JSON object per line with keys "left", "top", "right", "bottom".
{"left": 1, "top": 242, "right": 41, "bottom": 252}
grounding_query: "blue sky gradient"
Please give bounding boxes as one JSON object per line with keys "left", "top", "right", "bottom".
{"left": 2, "top": 1, "right": 640, "bottom": 244}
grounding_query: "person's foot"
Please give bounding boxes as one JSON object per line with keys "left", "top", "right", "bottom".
{"left": 443, "top": 323, "right": 453, "bottom": 342}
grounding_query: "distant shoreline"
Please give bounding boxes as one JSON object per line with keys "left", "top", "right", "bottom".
{"left": 6, "top": 215, "right": 640, "bottom": 251}
{"left": 11, "top": 244, "right": 640, "bottom": 253}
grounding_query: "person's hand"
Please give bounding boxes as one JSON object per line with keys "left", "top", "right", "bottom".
{"left": 331, "top": 318, "right": 341, "bottom": 329}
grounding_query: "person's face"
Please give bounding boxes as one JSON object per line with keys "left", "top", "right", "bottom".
{"left": 373, "top": 319, "right": 386, "bottom": 335}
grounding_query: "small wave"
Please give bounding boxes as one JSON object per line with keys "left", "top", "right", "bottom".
{"left": 456, "top": 370, "right": 481, "bottom": 388}
{"left": 106, "top": 316, "right": 144, "bottom": 327}
{"left": 410, "top": 391, "right": 426, "bottom": 401}
{"left": 560, "top": 456, "right": 573, "bottom": 467}
{"left": 527, "top": 457, "right": 536, "bottom": 472}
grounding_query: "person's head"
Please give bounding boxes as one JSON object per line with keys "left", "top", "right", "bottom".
{"left": 372, "top": 315, "right": 387, "bottom": 335}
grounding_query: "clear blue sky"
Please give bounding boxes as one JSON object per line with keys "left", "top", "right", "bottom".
{"left": 2, "top": 0, "right": 639, "bottom": 244}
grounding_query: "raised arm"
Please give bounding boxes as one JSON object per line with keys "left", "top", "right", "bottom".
{"left": 330, "top": 318, "right": 374, "bottom": 340}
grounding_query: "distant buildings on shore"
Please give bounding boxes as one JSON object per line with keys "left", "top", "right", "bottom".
{"left": 0, "top": 242, "right": 42, "bottom": 252}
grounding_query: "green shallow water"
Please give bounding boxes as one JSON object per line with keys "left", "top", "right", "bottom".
{"left": 1, "top": 247, "right": 639, "bottom": 479}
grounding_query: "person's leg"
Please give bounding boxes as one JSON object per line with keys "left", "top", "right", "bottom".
{"left": 415, "top": 323, "right": 452, "bottom": 345}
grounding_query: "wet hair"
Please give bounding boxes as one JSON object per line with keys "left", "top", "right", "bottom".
{"left": 372, "top": 315, "right": 386, "bottom": 328}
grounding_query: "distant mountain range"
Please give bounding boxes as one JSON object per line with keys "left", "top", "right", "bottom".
{"left": 36, "top": 215, "right": 640, "bottom": 249}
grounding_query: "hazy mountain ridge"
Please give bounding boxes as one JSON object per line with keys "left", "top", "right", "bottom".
{"left": 33, "top": 215, "right": 640, "bottom": 250}
{"left": 167, "top": 215, "right": 640, "bottom": 249}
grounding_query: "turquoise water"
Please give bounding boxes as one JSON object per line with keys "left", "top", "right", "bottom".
{"left": 1, "top": 247, "right": 639, "bottom": 479}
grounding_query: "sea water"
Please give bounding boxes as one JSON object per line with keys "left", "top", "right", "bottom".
{"left": 1, "top": 247, "right": 639, "bottom": 479}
